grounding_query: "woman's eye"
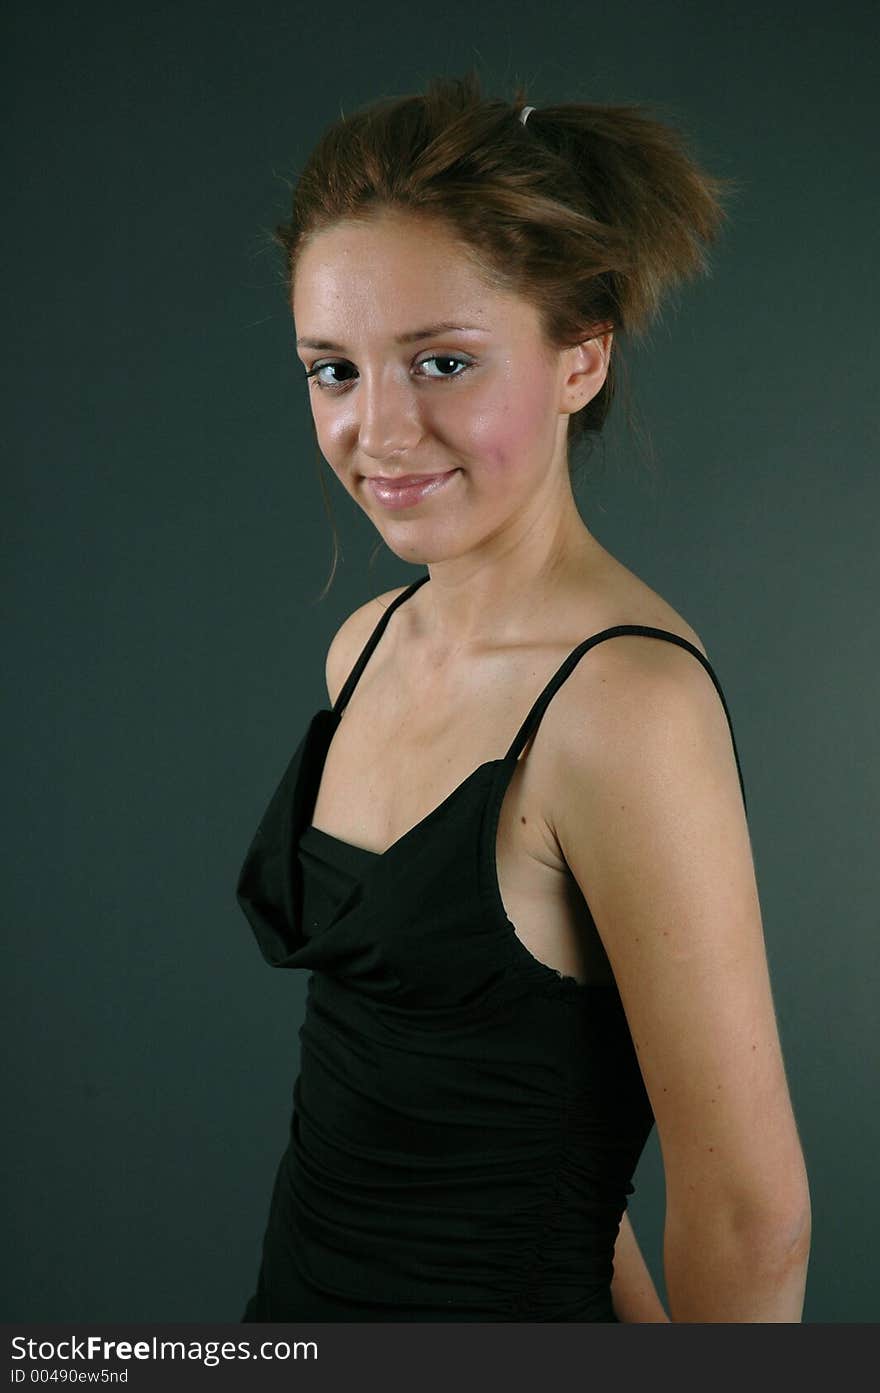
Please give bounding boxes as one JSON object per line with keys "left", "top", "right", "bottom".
{"left": 418, "top": 354, "right": 471, "bottom": 380}
{"left": 305, "top": 354, "right": 472, "bottom": 391}
{"left": 305, "top": 362, "right": 354, "bottom": 388}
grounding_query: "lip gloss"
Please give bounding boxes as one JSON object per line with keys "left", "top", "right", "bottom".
{"left": 365, "top": 469, "right": 460, "bottom": 511}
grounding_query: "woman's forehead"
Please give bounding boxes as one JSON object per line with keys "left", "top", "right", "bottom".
{"left": 294, "top": 216, "right": 480, "bottom": 296}
{"left": 292, "top": 222, "right": 535, "bottom": 344}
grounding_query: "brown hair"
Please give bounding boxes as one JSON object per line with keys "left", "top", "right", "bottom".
{"left": 269, "top": 69, "right": 739, "bottom": 596}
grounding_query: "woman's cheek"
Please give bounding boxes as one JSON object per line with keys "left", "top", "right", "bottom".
{"left": 466, "top": 384, "right": 548, "bottom": 480}
{"left": 312, "top": 416, "right": 347, "bottom": 479}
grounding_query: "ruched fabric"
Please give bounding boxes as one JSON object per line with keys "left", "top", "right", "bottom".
{"left": 236, "top": 573, "right": 747, "bottom": 1322}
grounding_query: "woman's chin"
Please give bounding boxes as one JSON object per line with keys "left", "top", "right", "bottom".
{"left": 363, "top": 515, "right": 470, "bottom": 567}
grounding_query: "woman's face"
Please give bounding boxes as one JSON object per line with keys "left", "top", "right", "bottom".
{"left": 292, "top": 209, "right": 608, "bottom": 565}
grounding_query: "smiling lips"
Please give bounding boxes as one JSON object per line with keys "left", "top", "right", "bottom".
{"left": 365, "top": 469, "right": 460, "bottom": 510}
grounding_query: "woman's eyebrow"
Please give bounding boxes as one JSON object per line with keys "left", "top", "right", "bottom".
{"left": 296, "top": 322, "right": 490, "bottom": 351}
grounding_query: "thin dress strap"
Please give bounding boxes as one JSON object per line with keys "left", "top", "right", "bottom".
{"left": 503, "top": 624, "right": 748, "bottom": 819}
{"left": 332, "top": 573, "right": 430, "bottom": 717}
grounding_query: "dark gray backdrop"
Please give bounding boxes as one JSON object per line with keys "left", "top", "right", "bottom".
{"left": 4, "top": 0, "right": 877, "bottom": 1322}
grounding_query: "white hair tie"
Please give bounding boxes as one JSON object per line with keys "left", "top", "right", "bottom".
{"left": 519, "top": 106, "right": 535, "bottom": 126}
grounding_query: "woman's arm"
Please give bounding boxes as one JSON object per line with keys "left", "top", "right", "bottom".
{"left": 553, "top": 639, "right": 812, "bottom": 1322}
{"left": 611, "top": 1211, "right": 670, "bottom": 1322}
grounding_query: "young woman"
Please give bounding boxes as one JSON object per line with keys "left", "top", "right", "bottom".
{"left": 237, "top": 71, "right": 811, "bottom": 1322}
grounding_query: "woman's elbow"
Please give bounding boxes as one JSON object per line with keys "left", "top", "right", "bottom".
{"left": 732, "top": 1169, "right": 812, "bottom": 1260}
{"left": 664, "top": 1185, "right": 812, "bottom": 1322}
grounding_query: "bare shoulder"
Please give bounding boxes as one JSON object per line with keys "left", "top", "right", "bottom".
{"left": 548, "top": 626, "right": 746, "bottom": 938}
{"left": 324, "top": 585, "right": 413, "bottom": 707}
{"left": 548, "top": 639, "right": 808, "bottom": 1235}
{"left": 557, "top": 617, "right": 719, "bottom": 745}
{"left": 539, "top": 578, "right": 719, "bottom": 808}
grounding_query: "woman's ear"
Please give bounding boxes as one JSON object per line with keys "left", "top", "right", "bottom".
{"left": 560, "top": 328, "right": 613, "bottom": 414}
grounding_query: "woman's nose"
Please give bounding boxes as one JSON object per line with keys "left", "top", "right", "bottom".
{"left": 356, "top": 370, "right": 423, "bottom": 459}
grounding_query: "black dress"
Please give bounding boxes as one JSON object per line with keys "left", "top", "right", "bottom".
{"left": 236, "top": 573, "right": 747, "bottom": 1321}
